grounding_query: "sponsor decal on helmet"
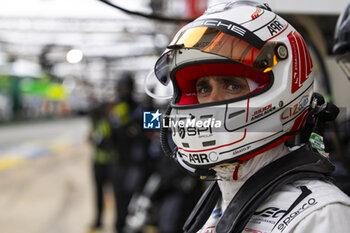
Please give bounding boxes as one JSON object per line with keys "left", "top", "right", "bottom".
{"left": 178, "top": 123, "right": 186, "bottom": 139}
{"left": 184, "top": 18, "right": 247, "bottom": 36}
{"left": 231, "top": 145, "right": 251, "bottom": 156}
{"left": 281, "top": 96, "right": 309, "bottom": 121}
{"left": 267, "top": 19, "right": 287, "bottom": 36}
{"left": 181, "top": 151, "right": 218, "bottom": 164}
{"left": 251, "top": 104, "right": 276, "bottom": 121}
{"left": 182, "top": 18, "right": 265, "bottom": 49}
{"left": 188, "top": 153, "right": 210, "bottom": 164}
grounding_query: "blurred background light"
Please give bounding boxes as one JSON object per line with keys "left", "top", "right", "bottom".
{"left": 66, "top": 49, "right": 83, "bottom": 64}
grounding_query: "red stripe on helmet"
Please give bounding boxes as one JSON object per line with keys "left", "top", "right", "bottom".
{"left": 295, "top": 32, "right": 307, "bottom": 85}
{"left": 300, "top": 35, "right": 313, "bottom": 75}
{"left": 288, "top": 31, "right": 312, "bottom": 94}
{"left": 288, "top": 31, "right": 300, "bottom": 94}
{"left": 238, "top": 133, "right": 298, "bottom": 161}
{"left": 251, "top": 8, "right": 262, "bottom": 20}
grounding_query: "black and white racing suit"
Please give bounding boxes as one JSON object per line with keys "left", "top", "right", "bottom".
{"left": 198, "top": 144, "right": 350, "bottom": 233}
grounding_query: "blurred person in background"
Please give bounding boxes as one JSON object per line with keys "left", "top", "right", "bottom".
{"left": 148, "top": 1, "right": 350, "bottom": 232}
{"left": 123, "top": 94, "right": 205, "bottom": 233}
{"left": 110, "top": 73, "right": 152, "bottom": 233}
{"left": 331, "top": 1, "right": 350, "bottom": 195}
{"left": 144, "top": 136, "right": 204, "bottom": 233}
{"left": 88, "top": 101, "right": 118, "bottom": 233}
{"left": 334, "top": 2, "right": 350, "bottom": 81}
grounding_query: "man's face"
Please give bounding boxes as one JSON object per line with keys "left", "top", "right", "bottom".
{"left": 195, "top": 75, "right": 250, "bottom": 103}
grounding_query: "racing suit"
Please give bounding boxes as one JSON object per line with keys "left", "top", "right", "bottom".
{"left": 198, "top": 144, "right": 350, "bottom": 233}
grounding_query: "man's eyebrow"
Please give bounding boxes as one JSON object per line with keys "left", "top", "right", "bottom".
{"left": 215, "top": 76, "right": 243, "bottom": 83}
{"left": 196, "top": 79, "right": 209, "bottom": 88}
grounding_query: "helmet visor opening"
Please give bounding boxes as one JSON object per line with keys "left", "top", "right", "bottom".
{"left": 172, "top": 62, "right": 271, "bottom": 106}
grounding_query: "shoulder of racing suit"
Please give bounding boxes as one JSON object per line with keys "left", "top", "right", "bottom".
{"left": 245, "top": 179, "right": 350, "bottom": 233}
{"left": 183, "top": 146, "right": 350, "bottom": 233}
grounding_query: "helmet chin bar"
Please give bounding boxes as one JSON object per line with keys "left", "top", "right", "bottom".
{"left": 176, "top": 151, "right": 216, "bottom": 176}
{"left": 160, "top": 103, "right": 216, "bottom": 177}
{"left": 159, "top": 94, "right": 338, "bottom": 177}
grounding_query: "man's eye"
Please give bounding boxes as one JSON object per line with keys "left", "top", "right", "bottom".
{"left": 198, "top": 86, "right": 211, "bottom": 94}
{"left": 227, "top": 84, "right": 240, "bottom": 91}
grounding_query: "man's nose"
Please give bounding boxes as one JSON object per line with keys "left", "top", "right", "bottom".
{"left": 208, "top": 89, "right": 225, "bottom": 102}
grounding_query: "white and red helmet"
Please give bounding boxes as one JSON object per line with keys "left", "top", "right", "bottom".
{"left": 151, "top": 1, "right": 314, "bottom": 172}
